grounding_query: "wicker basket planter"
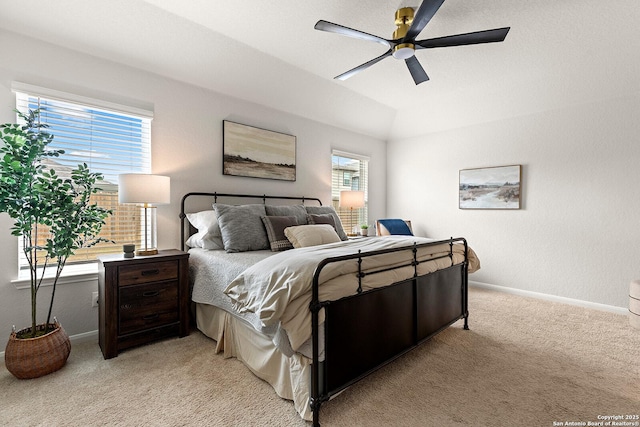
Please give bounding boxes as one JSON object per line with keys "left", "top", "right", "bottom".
{"left": 4, "top": 322, "right": 71, "bottom": 379}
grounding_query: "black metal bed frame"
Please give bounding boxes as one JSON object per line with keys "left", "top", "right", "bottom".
{"left": 179, "top": 192, "right": 469, "bottom": 426}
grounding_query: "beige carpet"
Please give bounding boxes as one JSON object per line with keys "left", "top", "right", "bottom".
{"left": 1, "top": 287, "right": 638, "bottom": 427}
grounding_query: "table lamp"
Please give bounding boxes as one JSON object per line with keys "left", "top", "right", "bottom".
{"left": 339, "top": 190, "right": 365, "bottom": 236}
{"left": 118, "top": 174, "right": 170, "bottom": 256}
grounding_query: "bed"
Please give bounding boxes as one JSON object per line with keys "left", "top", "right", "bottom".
{"left": 180, "top": 192, "right": 480, "bottom": 426}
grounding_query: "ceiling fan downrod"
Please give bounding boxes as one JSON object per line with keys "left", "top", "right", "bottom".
{"left": 392, "top": 7, "right": 415, "bottom": 59}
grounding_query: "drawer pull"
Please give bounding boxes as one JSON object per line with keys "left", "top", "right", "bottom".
{"left": 142, "top": 290, "right": 160, "bottom": 298}
{"left": 141, "top": 269, "right": 160, "bottom": 276}
{"left": 143, "top": 314, "right": 159, "bottom": 321}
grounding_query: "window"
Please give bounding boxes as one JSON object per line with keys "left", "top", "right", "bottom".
{"left": 331, "top": 150, "right": 369, "bottom": 233}
{"left": 13, "top": 83, "right": 153, "bottom": 274}
{"left": 343, "top": 171, "right": 352, "bottom": 187}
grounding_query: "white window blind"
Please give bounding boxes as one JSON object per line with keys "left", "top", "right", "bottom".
{"left": 331, "top": 150, "right": 369, "bottom": 233}
{"left": 14, "top": 85, "right": 153, "bottom": 271}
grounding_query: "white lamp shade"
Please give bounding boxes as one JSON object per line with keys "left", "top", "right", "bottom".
{"left": 339, "top": 190, "right": 365, "bottom": 209}
{"left": 118, "top": 174, "right": 171, "bottom": 205}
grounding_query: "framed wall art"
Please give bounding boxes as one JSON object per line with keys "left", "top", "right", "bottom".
{"left": 459, "top": 165, "right": 521, "bottom": 209}
{"left": 223, "top": 120, "right": 296, "bottom": 181}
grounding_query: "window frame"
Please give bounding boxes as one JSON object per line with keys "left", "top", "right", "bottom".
{"left": 10, "top": 82, "right": 153, "bottom": 283}
{"left": 331, "top": 149, "right": 369, "bottom": 233}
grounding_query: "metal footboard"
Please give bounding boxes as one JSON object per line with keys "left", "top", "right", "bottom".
{"left": 309, "top": 238, "right": 469, "bottom": 426}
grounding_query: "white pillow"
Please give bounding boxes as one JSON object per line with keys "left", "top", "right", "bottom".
{"left": 185, "top": 210, "right": 223, "bottom": 250}
{"left": 284, "top": 224, "right": 341, "bottom": 248}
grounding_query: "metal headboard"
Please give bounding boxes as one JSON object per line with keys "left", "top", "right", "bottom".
{"left": 179, "top": 192, "right": 323, "bottom": 251}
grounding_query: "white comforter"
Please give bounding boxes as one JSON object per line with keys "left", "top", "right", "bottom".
{"left": 224, "top": 236, "right": 480, "bottom": 352}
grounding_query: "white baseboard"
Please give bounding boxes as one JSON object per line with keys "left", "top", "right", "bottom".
{"left": 470, "top": 280, "right": 629, "bottom": 315}
{"left": 70, "top": 329, "right": 99, "bottom": 344}
{"left": 0, "top": 330, "right": 98, "bottom": 360}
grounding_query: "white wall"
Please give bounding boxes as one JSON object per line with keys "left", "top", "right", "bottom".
{"left": 0, "top": 30, "right": 386, "bottom": 349}
{"left": 387, "top": 93, "right": 640, "bottom": 309}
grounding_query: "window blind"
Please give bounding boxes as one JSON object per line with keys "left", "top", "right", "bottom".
{"left": 14, "top": 87, "right": 153, "bottom": 270}
{"left": 331, "top": 150, "right": 369, "bottom": 233}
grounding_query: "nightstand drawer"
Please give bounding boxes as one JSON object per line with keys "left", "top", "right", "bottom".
{"left": 118, "top": 260, "right": 178, "bottom": 286}
{"left": 119, "top": 282, "right": 178, "bottom": 334}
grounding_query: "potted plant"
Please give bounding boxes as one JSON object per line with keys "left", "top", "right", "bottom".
{"left": 0, "top": 109, "right": 111, "bottom": 379}
{"left": 360, "top": 224, "right": 369, "bottom": 236}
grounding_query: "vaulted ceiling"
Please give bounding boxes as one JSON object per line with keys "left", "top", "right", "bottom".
{"left": 2, "top": 0, "right": 638, "bottom": 140}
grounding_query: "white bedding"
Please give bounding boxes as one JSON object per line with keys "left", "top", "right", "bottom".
{"left": 190, "top": 248, "right": 275, "bottom": 333}
{"left": 189, "top": 248, "right": 320, "bottom": 358}
{"left": 224, "top": 236, "right": 480, "bottom": 352}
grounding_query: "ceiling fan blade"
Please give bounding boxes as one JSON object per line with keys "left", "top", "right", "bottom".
{"left": 416, "top": 27, "right": 510, "bottom": 49}
{"left": 404, "top": 0, "right": 446, "bottom": 41}
{"left": 315, "top": 20, "right": 391, "bottom": 48}
{"left": 335, "top": 50, "right": 393, "bottom": 81}
{"left": 405, "top": 56, "right": 429, "bottom": 85}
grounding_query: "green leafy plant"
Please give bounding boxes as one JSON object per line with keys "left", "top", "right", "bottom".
{"left": 360, "top": 224, "right": 369, "bottom": 229}
{"left": 0, "top": 109, "right": 112, "bottom": 338}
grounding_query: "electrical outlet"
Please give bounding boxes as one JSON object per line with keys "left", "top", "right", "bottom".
{"left": 92, "top": 291, "right": 99, "bottom": 307}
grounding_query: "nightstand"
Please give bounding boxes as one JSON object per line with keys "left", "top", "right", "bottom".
{"left": 348, "top": 235, "right": 374, "bottom": 240}
{"left": 97, "top": 249, "right": 190, "bottom": 359}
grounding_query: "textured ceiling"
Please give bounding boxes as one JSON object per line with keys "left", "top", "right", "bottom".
{"left": 1, "top": 0, "right": 638, "bottom": 140}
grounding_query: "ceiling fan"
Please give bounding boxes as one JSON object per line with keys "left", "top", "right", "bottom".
{"left": 314, "top": 0, "right": 510, "bottom": 85}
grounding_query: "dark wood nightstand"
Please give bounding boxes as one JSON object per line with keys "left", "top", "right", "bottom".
{"left": 97, "top": 249, "right": 190, "bottom": 359}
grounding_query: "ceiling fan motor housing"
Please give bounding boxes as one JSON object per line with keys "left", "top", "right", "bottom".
{"left": 393, "top": 7, "right": 415, "bottom": 59}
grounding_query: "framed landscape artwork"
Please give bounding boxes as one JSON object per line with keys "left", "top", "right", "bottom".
{"left": 223, "top": 120, "right": 296, "bottom": 181}
{"left": 459, "top": 165, "right": 521, "bottom": 209}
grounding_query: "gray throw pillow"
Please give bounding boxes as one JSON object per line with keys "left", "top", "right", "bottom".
{"left": 265, "top": 205, "right": 308, "bottom": 225}
{"left": 213, "top": 204, "right": 269, "bottom": 252}
{"left": 307, "top": 213, "right": 336, "bottom": 229}
{"left": 304, "top": 206, "right": 348, "bottom": 240}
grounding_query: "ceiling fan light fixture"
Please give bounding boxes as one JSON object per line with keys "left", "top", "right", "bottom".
{"left": 393, "top": 43, "right": 415, "bottom": 59}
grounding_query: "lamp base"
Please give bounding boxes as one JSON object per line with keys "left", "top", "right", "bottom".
{"left": 137, "top": 248, "right": 159, "bottom": 256}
